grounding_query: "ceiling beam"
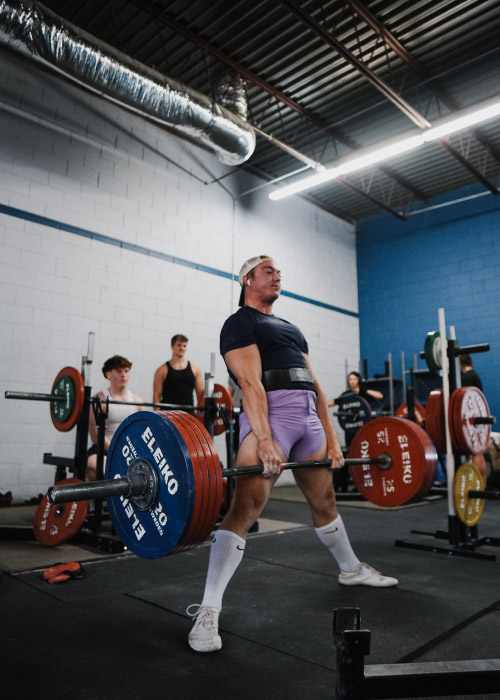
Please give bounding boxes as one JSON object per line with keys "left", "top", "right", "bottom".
{"left": 346, "top": 0, "right": 500, "bottom": 192}
{"left": 127, "top": 0, "right": 426, "bottom": 215}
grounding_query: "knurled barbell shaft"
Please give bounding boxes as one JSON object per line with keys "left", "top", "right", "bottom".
{"left": 3, "top": 393, "right": 223, "bottom": 412}
{"left": 5, "top": 391, "right": 65, "bottom": 402}
{"left": 95, "top": 398, "right": 202, "bottom": 411}
{"left": 47, "top": 455, "right": 391, "bottom": 505}
{"left": 222, "top": 456, "right": 390, "bottom": 478}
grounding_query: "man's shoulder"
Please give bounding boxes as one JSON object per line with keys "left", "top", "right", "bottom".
{"left": 222, "top": 306, "right": 256, "bottom": 329}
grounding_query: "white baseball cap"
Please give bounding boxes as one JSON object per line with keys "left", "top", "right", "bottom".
{"left": 238, "top": 255, "right": 274, "bottom": 285}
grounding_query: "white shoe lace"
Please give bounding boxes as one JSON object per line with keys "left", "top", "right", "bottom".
{"left": 186, "top": 603, "right": 203, "bottom": 619}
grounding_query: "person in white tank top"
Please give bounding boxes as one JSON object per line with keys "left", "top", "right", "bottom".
{"left": 86, "top": 355, "right": 144, "bottom": 481}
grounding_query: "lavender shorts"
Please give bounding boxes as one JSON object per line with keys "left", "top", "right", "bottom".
{"left": 238, "top": 390, "right": 326, "bottom": 462}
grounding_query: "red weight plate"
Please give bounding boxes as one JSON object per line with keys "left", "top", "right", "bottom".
{"left": 50, "top": 367, "right": 85, "bottom": 432}
{"left": 34, "top": 478, "right": 89, "bottom": 546}
{"left": 178, "top": 410, "right": 222, "bottom": 541}
{"left": 425, "top": 390, "right": 446, "bottom": 455}
{"left": 449, "top": 387, "right": 492, "bottom": 456}
{"left": 448, "top": 387, "right": 467, "bottom": 455}
{"left": 404, "top": 420, "right": 437, "bottom": 499}
{"left": 161, "top": 411, "right": 205, "bottom": 551}
{"left": 171, "top": 412, "right": 218, "bottom": 551}
{"left": 396, "top": 402, "right": 426, "bottom": 426}
{"left": 160, "top": 411, "right": 207, "bottom": 552}
{"left": 179, "top": 411, "right": 223, "bottom": 541}
{"left": 195, "top": 421, "right": 224, "bottom": 541}
{"left": 196, "top": 384, "right": 233, "bottom": 436}
{"left": 169, "top": 410, "right": 221, "bottom": 551}
{"left": 163, "top": 411, "right": 212, "bottom": 551}
{"left": 167, "top": 410, "right": 219, "bottom": 551}
{"left": 348, "top": 417, "right": 436, "bottom": 507}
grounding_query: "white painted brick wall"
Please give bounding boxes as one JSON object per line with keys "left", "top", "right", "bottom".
{"left": 0, "top": 47, "right": 359, "bottom": 501}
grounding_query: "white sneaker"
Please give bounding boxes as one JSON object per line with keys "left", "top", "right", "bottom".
{"left": 338, "top": 562, "right": 398, "bottom": 587}
{"left": 187, "top": 604, "right": 222, "bottom": 652}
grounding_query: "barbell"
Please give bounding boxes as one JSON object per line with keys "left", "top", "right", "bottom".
{"left": 46, "top": 411, "right": 438, "bottom": 559}
{"left": 4, "top": 366, "right": 87, "bottom": 432}
{"left": 5, "top": 368, "right": 233, "bottom": 433}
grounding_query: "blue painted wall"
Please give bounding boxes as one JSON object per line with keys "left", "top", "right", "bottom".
{"left": 356, "top": 184, "right": 500, "bottom": 423}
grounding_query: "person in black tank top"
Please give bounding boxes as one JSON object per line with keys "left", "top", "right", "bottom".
{"left": 153, "top": 334, "right": 204, "bottom": 407}
{"left": 161, "top": 361, "right": 196, "bottom": 405}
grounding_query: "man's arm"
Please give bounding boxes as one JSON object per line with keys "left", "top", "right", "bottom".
{"left": 224, "top": 345, "right": 282, "bottom": 475}
{"left": 303, "top": 354, "right": 344, "bottom": 468}
{"left": 191, "top": 363, "right": 205, "bottom": 405}
{"left": 152, "top": 365, "right": 167, "bottom": 407}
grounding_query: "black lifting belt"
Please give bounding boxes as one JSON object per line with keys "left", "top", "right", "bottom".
{"left": 262, "top": 367, "right": 314, "bottom": 391}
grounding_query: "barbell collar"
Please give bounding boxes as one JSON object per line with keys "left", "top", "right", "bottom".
{"left": 5, "top": 391, "right": 65, "bottom": 402}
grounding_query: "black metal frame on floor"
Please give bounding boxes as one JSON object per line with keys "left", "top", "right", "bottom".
{"left": 334, "top": 607, "right": 500, "bottom": 699}
{"left": 394, "top": 327, "right": 500, "bottom": 561}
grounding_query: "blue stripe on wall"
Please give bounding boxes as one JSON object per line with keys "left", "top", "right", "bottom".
{"left": 0, "top": 203, "right": 358, "bottom": 319}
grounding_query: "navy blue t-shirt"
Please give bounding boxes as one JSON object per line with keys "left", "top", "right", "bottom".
{"left": 220, "top": 306, "right": 309, "bottom": 385}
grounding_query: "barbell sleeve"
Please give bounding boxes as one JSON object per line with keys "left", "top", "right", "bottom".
{"left": 5, "top": 391, "right": 65, "bottom": 402}
{"left": 48, "top": 474, "right": 146, "bottom": 505}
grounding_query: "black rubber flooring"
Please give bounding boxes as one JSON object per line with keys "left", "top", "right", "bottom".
{"left": 1, "top": 494, "right": 500, "bottom": 700}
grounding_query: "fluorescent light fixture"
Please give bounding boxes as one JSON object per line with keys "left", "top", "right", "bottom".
{"left": 269, "top": 96, "right": 500, "bottom": 201}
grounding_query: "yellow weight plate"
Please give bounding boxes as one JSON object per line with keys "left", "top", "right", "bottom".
{"left": 453, "top": 461, "right": 485, "bottom": 527}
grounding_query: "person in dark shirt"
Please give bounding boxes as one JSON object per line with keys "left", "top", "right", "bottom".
{"left": 187, "top": 255, "right": 397, "bottom": 654}
{"left": 460, "top": 354, "right": 483, "bottom": 391}
{"left": 152, "top": 334, "right": 204, "bottom": 407}
{"left": 329, "top": 371, "right": 383, "bottom": 407}
{"left": 460, "top": 354, "right": 487, "bottom": 483}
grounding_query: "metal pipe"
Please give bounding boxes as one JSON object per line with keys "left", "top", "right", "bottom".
{"left": 0, "top": 0, "right": 255, "bottom": 166}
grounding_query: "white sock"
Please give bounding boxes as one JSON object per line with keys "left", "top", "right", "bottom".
{"left": 201, "top": 529, "right": 246, "bottom": 611}
{"left": 315, "top": 515, "right": 360, "bottom": 573}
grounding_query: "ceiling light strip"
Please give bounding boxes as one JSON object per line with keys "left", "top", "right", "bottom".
{"left": 269, "top": 97, "right": 500, "bottom": 201}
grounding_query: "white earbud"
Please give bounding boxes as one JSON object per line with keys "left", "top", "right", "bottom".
{"left": 247, "top": 280, "right": 251, "bottom": 287}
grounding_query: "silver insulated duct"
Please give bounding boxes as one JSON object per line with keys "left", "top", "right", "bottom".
{"left": 0, "top": 0, "right": 256, "bottom": 165}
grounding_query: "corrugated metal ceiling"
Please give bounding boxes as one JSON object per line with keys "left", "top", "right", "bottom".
{"left": 30, "top": 0, "right": 500, "bottom": 222}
